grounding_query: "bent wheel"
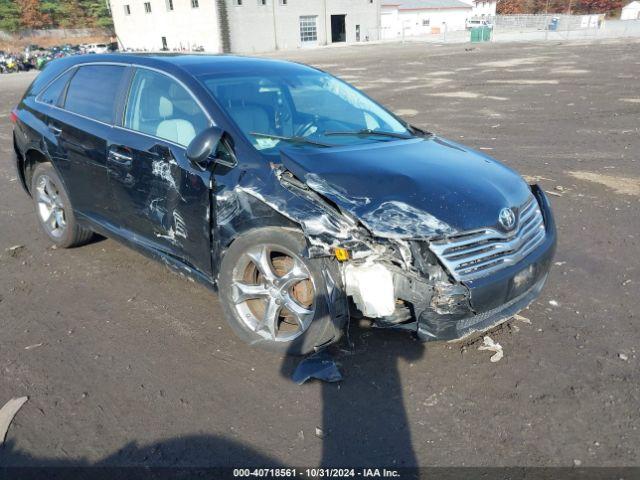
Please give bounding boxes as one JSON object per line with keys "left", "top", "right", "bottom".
{"left": 219, "top": 228, "right": 343, "bottom": 355}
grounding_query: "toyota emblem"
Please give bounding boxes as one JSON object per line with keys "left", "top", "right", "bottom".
{"left": 499, "top": 207, "right": 516, "bottom": 231}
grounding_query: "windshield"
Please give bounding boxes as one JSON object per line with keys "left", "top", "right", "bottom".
{"left": 200, "top": 70, "right": 412, "bottom": 153}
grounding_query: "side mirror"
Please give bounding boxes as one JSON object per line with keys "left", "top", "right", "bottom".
{"left": 186, "top": 126, "right": 224, "bottom": 168}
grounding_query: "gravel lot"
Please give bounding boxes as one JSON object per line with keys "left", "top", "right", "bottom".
{"left": 1, "top": 38, "right": 639, "bottom": 469}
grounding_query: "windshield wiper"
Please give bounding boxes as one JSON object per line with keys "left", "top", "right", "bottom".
{"left": 250, "top": 132, "right": 333, "bottom": 148}
{"left": 407, "top": 124, "right": 434, "bottom": 138}
{"left": 324, "top": 129, "right": 413, "bottom": 140}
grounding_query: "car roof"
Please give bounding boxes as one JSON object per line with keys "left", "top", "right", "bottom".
{"left": 59, "top": 53, "right": 318, "bottom": 78}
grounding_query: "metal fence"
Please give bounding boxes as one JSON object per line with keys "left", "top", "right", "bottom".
{"left": 496, "top": 13, "right": 603, "bottom": 31}
{"left": 372, "top": 16, "right": 640, "bottom": 44}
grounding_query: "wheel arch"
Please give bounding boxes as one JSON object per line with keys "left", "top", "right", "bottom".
{"left": 21, "top": 147, "right": 53, "bottom": 196}
{"left": 213, "top": 188, "right": 308, "bottom": 277}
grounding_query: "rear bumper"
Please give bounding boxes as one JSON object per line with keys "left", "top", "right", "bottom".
{"left": 417, "top": 185, "right": 556, "bottom": 341}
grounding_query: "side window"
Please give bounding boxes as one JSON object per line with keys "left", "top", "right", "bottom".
{"left": 39, "top": 69, "right": 75, "bottom": 107}
{"left": 64, "top": 65, "right": 126, "bottom": 124}
{"left": 124, "top": 69, "right": 210, "bottom": 147}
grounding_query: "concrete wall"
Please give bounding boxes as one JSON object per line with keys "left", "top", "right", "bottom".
{"left": 380, "top": 5, "right": 400, "bottom": 38}
{"left": 109, "top": 0, "right": 222, "bottom": 52}
{"left": 225, "top": 0, "right": 381, "bottom": 54}
{"left": 621, "top": 3, "right": 640, "bottom": 20}
{"left": 0, "top": 28, "right": 113, "bottom": 39}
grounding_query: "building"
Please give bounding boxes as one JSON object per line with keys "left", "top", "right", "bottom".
{"left": 108, "top": 0, "right": 381, "bottom": 54}
{"left": 110, "top": 0, "right": 222, "bottom": 53}
{"left": 380, "top": 0, "right": 472, "bottom": 39}
{"left": 621, "top": 1, "right": 640, "bottom": 20}
{"left": 459, "top": 0, "right": 496, "bottom": 21}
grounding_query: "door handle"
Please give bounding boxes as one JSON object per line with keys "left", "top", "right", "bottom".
{"left": 48, "top": 125, "right": 62, "bottom": 136}
{"left": 108, "top": 150, "right": 133, "bottom": 168}
{"left": 148, "top": 143, "right": 173, "bottom": 160}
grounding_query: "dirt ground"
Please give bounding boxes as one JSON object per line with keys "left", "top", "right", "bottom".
{"left": 0, "top": 38, "right": 639, "bottom": 470}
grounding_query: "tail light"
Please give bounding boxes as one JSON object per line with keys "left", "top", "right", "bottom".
{"left": 9, "top": 108, "right": 18, "bottom": 124}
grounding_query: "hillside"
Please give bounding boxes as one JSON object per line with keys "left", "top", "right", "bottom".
{"left": 0, "top": 0, "right": 112, "bottom": 32}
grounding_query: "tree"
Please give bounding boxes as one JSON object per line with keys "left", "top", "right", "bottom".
{"left": 40, "top": 0, "right": 66, "bottom": 27}
{"left": 0, "top": 0, "right": 21, "bottom": 32}
{"left": 20, "top": 0, "right": 50, "bottom": 29}
{"left": 79, "top": 0, "right": 114, "bottom": 28}
{"left": 497, "top": 0, "right": 524, "bottom": 13}
{"left": 64, "top": 0, "right": 89, "bottom": 27}
{"left": 574, "top": 0, "right": 622, "bottom": 13}
{"left": 497, "top": 0, "right": 621, "bottom": 13}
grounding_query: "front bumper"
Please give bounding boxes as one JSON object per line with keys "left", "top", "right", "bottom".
{"left": 416, "top": 185, "right": 557, "bottom": 341}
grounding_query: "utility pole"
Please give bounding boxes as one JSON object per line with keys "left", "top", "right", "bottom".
{"left": 271, "top": 0, "right": 279, "bottom": 50}
{"left": 323, "top": 0, "right": 328, "bottom": 45}
{"left": 544, "top": 0, "right": 550, "bottom": 40}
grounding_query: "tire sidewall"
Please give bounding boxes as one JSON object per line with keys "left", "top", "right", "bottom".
{"left": 218, "top": 227, "right": 341, "bottom": 355}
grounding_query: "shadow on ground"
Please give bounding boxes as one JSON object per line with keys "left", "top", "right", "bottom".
{"left": 282, "top": 319, "right": 425, "bottom": 468}
{"left": 1, "top": 321, "right": 424, "bottom": 474}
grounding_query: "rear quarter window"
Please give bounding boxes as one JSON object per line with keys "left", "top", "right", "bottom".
{"left": 64, "top": 65, "right": 126, "bottom": 124}
{"left": 38, "top": 69, "right": 75, "bottom": 107}
{"left": 23, "top": 57, "right": 78, "bottom": 99}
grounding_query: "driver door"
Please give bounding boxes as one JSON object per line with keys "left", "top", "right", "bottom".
{"left": 107, "top": 68, "right": 214, "bottom": 276}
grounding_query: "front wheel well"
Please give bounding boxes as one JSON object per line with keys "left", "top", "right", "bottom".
{"left": 23, "top": 149, "right": 51, "bottom": 194}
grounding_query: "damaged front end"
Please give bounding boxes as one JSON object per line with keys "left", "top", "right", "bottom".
{"left": 255, "top": 159, "right": 558, "bottom": 343}
{"left": 218, "top": 134, "right": 557, "bottom": 346}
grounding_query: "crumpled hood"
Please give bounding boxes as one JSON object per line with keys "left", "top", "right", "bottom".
{"left": 280, "top": 136, "right": 532, "bottom": 239}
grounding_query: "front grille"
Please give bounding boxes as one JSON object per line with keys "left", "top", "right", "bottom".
{"left": 429, "top": 196, "right": 546, "bottom": 282}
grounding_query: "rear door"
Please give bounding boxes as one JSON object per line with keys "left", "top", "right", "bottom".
{"left": 49, "top": 64, "right": 129, "bottom": 223}
{"left": 107, "top": 67, "right": 214, "bottom": 275}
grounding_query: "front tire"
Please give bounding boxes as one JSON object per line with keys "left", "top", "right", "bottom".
{"left": 31, "top": 163, "right": 93, "bottom": 248}
{"left": 218, "top": 228, "right": 343, "bottom": 355}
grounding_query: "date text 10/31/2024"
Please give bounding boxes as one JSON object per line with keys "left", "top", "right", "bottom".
{"left": 233, "top": 468, "right": 402, "bottom": 478}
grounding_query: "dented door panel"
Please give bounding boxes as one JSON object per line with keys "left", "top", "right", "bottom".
{"left": 106, "top": 127, "right": 213, "bottom": 276}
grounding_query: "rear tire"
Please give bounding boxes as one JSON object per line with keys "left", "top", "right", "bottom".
{"left": 31, "top": 163, "right": 93, "bottom": 248}
{"left": 218, "top": 227, "right": 343, "bottom": 355}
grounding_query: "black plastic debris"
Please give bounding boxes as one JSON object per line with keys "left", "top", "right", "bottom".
{"left": 292, "top": 349, "right": 342, "bottom": 385}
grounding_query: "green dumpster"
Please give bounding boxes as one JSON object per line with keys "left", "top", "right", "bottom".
{"left": 470, "top": 26, "right": 492, "bottom": 43}
{"left": 482, "top": 26, "right": 492, "bottom": 41}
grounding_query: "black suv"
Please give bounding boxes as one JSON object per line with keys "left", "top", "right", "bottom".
{"left": 11, "top": 55, "right": 556, "bottom": 354}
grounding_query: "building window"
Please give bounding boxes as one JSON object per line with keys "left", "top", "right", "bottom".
{"left": 166, "top": 0, "right": 174, "bottom": 10}
{"left": 191, "top": 0, "right": 199, "bottom": 7}
{"left": 144, "top": 2, "right": 151, "bottom": 13}
{"left": 280, "top": 0, "right": 287, "bottom": 5}
{"left": 422, "top": 18, "right": 430, "bottom": 26}
{"left": 299, "top": 15, "right": 317, "bottom": 42}
{"left": 235, "top": 0, "right": 242, "bottom": 4}
{"left": 124, "top": 4, "right": 131, "bottom": 14}
{"left": 258, "top": 0, "right": 266, "bottom": 5}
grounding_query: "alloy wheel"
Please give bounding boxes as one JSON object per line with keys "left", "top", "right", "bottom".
{"left": 36, "top": 174, "right": 67, "bottom": 239}
{"left": 231, "top": 244, "right": 316, "bottom": 342}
